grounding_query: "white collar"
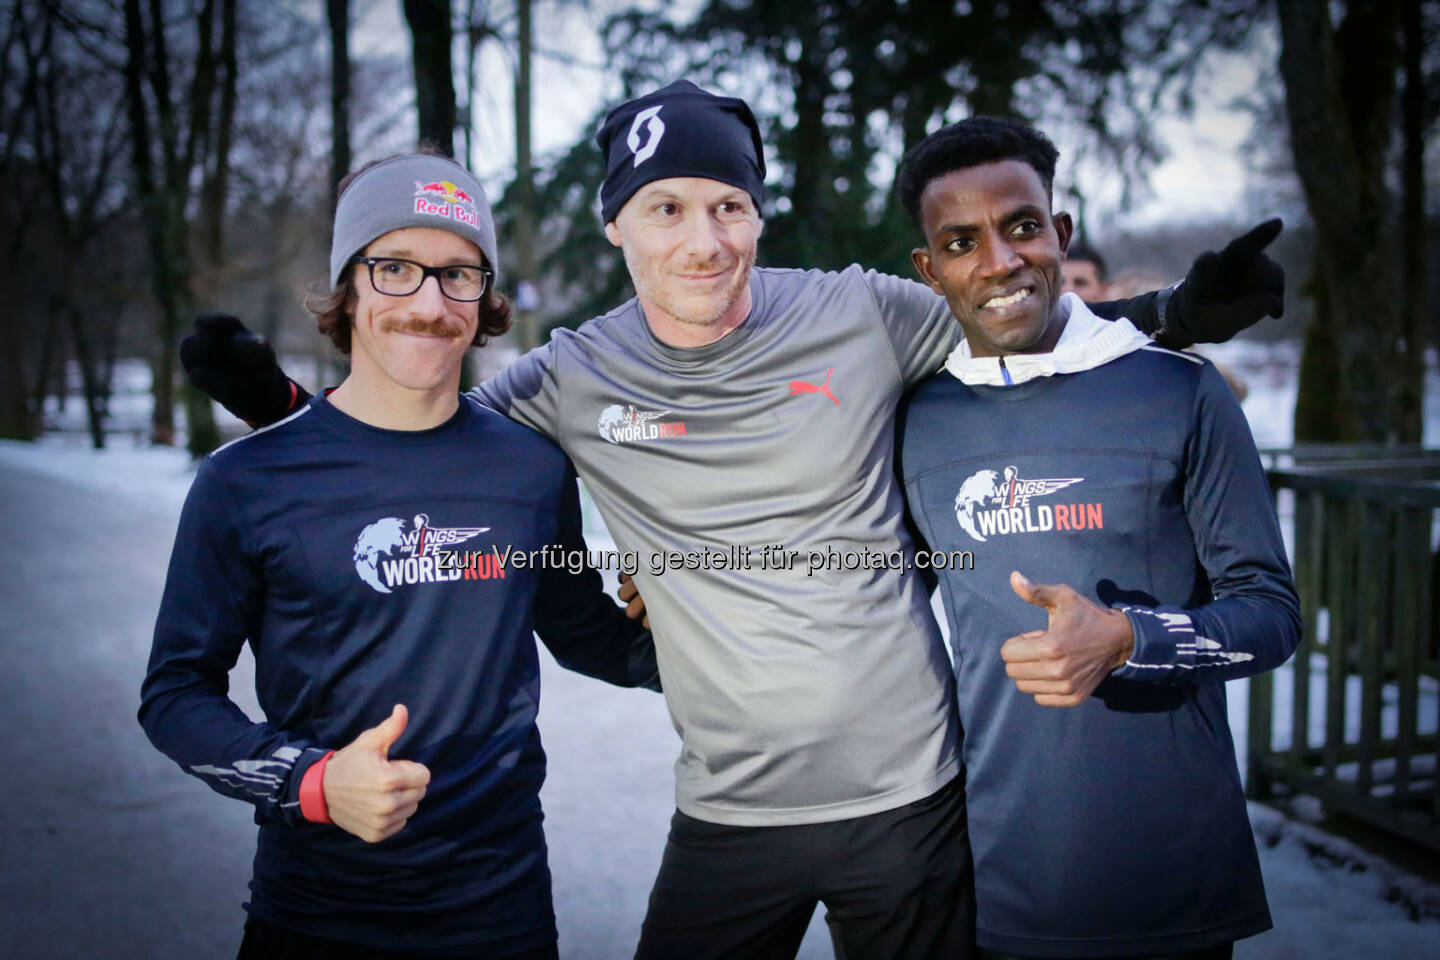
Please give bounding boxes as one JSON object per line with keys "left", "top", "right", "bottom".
{"left": 943, "top": 293, "right": 1151, "bottom": 387}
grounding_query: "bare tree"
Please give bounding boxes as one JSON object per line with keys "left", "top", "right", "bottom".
{"left": 1, "top": 2, "right": 138, "bottom": 446}
{"left": 123, "top": 0, "right": 229, "bottom": 453}
{"left": 328, "top": 0, "right": 350, "bottom": 211}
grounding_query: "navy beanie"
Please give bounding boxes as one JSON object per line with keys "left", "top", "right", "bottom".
{"left": 596, "top": 80, "right": 766, "bottom": 224}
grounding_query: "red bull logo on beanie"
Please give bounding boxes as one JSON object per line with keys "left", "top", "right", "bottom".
{"left": 414, "top": 180, "right": 480, "bottom": 227}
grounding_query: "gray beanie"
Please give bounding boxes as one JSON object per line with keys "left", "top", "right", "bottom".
{"left": 329, "top": 154, "right": 498, "bottom": 290}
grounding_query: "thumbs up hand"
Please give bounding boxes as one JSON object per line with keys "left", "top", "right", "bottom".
{"left": 999, "top": 572, "right": 1135, "bottom": 708}
{"left": 323, "top": 704, "right": 432, "bottom": 843}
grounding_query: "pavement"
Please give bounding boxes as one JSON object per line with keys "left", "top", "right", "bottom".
{"left": 1, "top": 449, "right": 1435, "bottom": 959}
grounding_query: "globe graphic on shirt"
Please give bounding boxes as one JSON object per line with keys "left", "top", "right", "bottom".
{"left": 353, "top": 517, "right": 407, "bottom": 594}
{"left": 953, "top": 469, "right": 1001, "bottom": 543}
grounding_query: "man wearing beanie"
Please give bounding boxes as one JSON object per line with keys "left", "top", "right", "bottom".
{"left": 185, "top": 81, "right": 1284, "bottom": 959}
{"left": 141, "top": 151, "right": 658, "bottom": 959}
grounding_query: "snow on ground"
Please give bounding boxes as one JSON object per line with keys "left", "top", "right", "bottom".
{"left": 0, "top": 433, "right": 197, "bottom": 510}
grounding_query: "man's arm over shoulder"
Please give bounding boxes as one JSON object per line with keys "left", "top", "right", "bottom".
{"left": 531, "top": 467, "right": 660, "bottom": 691}
{"left": 863, "top": 269, "right": 962, "bottom": 389}
{"left": 1092, "top": 219, "right": 1287, "bottom": 348}
{"left": 138, "top": 460, "right": 329, "bottom": 824}
{"left": 469, "top": 338, "right": 563, "bottom": 442}
{"left": 862, "top": 263, "right": 1220, "bottom": 390}
{"left": 1114, "top": 360, "right": 1301, "bottom": 683}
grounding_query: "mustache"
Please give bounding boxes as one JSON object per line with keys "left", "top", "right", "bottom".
{"left": 674, "top": 257, "right": 732, "bottom": 273}
{"left": 379, "top": 316, "right": 465, "bottom": 338}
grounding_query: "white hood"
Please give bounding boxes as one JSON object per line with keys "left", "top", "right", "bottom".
{"left": 943, "top": 292, "right": 1151, "bottom": 387}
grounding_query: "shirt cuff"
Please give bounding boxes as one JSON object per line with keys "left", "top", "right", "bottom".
{"left": 298, "top": 749, "right": 336, "bottom": 823}
{"left": 1112, "top": 605, "right": 1190, "bottom": 680}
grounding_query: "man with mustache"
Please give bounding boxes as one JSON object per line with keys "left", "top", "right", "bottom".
{"left": 895, "top": 116, "right": 1298, "bottom": 959}
{"left": 142, "top": 151, "right": 657, "bottom": 959}
{"left": 184, "top": 82, "right": 1283, "bottom": 958}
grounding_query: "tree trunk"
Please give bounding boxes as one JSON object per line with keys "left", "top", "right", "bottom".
{"left": 1277, "top": 0, "right": 1404, "bottom": 443}
{"left": 328, "top": 0, "right": 350, "bottom": 210}
{"left": 1292, "top": 265, "right": 1356, "bottom": 442}
{"left": 123, "top": 0, "right": 172, "bottom": 443}
{"left": 787, "top": 37, "right": 830, "bottom": 267}
{"left": 99, "top": 309, "right": 119, "bottom": 418}
{"left": 62, "top": 298, "right": 106, "bottom": 450}
{"left": 124, "top": 0, "right": 220, "bottom": 453}
{"left": 30, "top": 296, "right": 60, "bottom": 423}
{"left": 513, "top": 0, "right": 537, "bottom": 348}
{"left": 403, "top": 0, "right": 456, "bottom": 155}
{"left": 1398, "top": 0, "right": 1426, "bottom": 442}
{"left": 0, "top": 303, "right": 40, "bottom": 440}
{"left": 203, "top": 0, "right": 236, "bottom": 264}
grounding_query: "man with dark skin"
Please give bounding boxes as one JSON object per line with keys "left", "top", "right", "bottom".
{"left": 895, "top": 116, "right": 1298, "bottom": 960}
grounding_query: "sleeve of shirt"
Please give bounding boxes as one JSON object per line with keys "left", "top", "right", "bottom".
{"left": 138, "top": 460, "right": 329, "bottom": 824}
{"left": 468, "top": 339, "right": 563, "bottom": 441}
{"left": 1088, "top": 289, "right": 1161, "bottom": 337}
{"left": 1113, "top": 362, "right": 1301, "bottom": 683}
{"left": 532, "top": 465, "right": 662, "bottom": 691}
{"left": 863, "top": 270, "right": 963, "bottom": 389}
{"left": 893, "top": 389, "right": 939, "bottom": 597}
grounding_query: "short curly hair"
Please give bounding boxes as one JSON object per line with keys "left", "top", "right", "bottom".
{"left": 304, "top": 147, "right": 511, "bottom": 354}
{"left": 896, "top": 117, "right": 1060, "bottom": 235}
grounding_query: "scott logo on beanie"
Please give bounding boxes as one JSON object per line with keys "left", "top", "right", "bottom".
{"left": 596, "top": 79, "right": 766, "bottom": 224}
{"left": 628, "top": 106, "right": 666, "bottom": 166}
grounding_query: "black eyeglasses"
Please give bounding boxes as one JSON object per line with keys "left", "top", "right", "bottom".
{"left": 351, "top": 256, "right": 493, "bottom": 302}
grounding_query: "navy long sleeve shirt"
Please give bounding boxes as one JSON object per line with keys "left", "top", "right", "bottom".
{"left": 898, "top": 336, "right": 1300, "bottom": 958}
{"left": 140, "top": 393, "right": 656, "bottom": 954}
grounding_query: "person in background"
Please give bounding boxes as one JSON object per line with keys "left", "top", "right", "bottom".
{"left": 1060, "top": 241, "right": 1109, "bottom": 302}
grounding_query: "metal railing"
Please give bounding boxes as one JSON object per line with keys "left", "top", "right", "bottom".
{"left": 1247, "top": 447, "right": 1440, "bottom": 852}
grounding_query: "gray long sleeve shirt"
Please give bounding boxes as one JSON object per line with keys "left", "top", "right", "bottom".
{"left": 474, "top": 265, "right": 962, "bottom": 825}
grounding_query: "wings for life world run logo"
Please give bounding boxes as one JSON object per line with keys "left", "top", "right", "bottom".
{"left": 597, "top": 404, "right": 689, "bottom": 444}
{"left": 353, "top": 513, "right": 502, "bottom": 593}
{"left": 953, "top": 466, "right": 1103, "bottom": 543}
{"left": 413, "top": 179, "right": 482, "bottom": 228}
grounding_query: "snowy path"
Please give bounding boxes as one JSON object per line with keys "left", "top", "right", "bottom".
{"left": 0, "top": 441, "right": 831, "bottom": 959}
{"left": 0, "top": 439, "right": 1435, "bottom": 959}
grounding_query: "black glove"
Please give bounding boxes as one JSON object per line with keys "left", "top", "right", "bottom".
{"left": 1155, "top": 218, "right": 1284, "bottom": 348}
{"left": 181, "top": 313, "right": 310, "bottom": 427}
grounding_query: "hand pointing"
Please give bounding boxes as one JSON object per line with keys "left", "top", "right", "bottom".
{"left": 1162, "top": 217, "right": 1285, "bottom": 346}
{"left": 323, "top": 704, "right": 431, "bottom": 843}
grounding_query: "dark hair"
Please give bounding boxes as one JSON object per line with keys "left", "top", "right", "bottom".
{"left": 304, "top": 144, "right": 511, "bottom": 354}
{"left": 1065, "top": 242, "right": 1108, "bottom": 281}
{"left": 896, "top": 117, "right": 1060, "bottom": 234}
